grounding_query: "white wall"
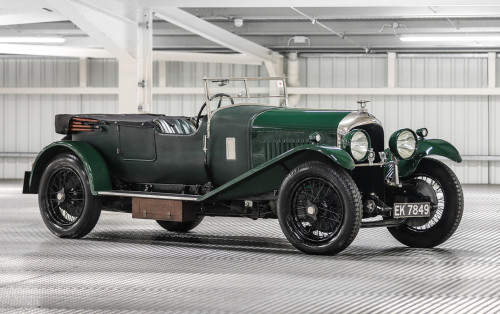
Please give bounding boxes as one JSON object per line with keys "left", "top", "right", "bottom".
{"left": 295, "top": 54, "right": 498, "bottom": 184}
{"left": 0, "top": 54, "right": 498, "bottom": 183}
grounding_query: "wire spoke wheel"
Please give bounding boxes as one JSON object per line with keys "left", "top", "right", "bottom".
{"left": 404, "top": 175, "right": 445, "bottom": 231}
{"left": 388, "top": 158, "right": 463, "bottom": 248}
{"left": 39, "top": 154, "right": 101, "bottom": 238}
{"left": 46, "top": 168, "right": 85, "bottom": 225}
{"left": 278, "top": 161, "right": 362, "bottom": 255}
{"left": 291, "top": 178, "right": 344, "bottom": 242}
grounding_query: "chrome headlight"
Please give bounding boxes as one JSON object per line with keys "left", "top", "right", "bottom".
{"left": 389, "top": 129, "right": 418, "bottom": 160}
{"left": 342, "top": 129, "right": 371, "bottom": 162}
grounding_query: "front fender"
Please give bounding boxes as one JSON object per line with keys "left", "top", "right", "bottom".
{"left": 399, "top": 139, "right": 462, "bottom": 177}
{"left": 288, "top": 144, "right": 355, "bottom": 170}
{"left": 199, "top": 144, "right": 354, "bottom": 202}
{"left": 29, "top": 141, "right": 112, "bottom": 195}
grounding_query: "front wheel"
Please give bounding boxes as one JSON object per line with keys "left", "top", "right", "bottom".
{"left": 277, "top": 161, "right": 362, "bottom": 255}
{"left": 388, "top": 158, "right": 464, "bottom": 248}
{"left": 38, "top": 154, "right": 101, "bottom": 238}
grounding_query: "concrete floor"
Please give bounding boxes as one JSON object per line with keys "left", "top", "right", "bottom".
{"left": 0, "top": 180, "right": 499, "bottom": 313}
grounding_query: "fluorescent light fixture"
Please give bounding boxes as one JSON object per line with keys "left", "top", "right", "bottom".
{"left": 400, "top": 35, "right": 500, "bottom": 42}
{"left": 0, "top": 37, "right": 65, "bottom": 43}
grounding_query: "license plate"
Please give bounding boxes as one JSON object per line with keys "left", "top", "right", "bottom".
{"left": 393, "top": 203, "right": 431, "bottom": 218}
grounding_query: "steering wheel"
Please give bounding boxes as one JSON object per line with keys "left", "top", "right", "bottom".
{"left": 195, "top": 93, "right": 235, "bottom": 128}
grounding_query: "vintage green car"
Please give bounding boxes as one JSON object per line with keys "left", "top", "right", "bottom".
{"left": 23, "top": 77, "right": 463, "bottom": 255}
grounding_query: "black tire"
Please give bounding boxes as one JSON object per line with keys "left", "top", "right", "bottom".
{"left": 388, "top": 158, "right": 463, "bottom": 248}
{"left": 38, "top": 154, "right": 101, "bottom": 238}
{"left": 277, "top": 161, "right": 362, "bottom": 255}
{"left": 156, "top": 216, "right": 204, "bottom": 232}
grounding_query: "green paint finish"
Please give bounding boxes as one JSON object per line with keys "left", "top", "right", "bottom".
{"left": 199, "top": 144, "right": 354, "bottom": 202}
{"left": 30, "top": 141, "right": 112, "bottom": 195}
{"left": 251, "top": 108, "right": 352, "bottom": 167}
{"left": 253, "top": 108, "right": 352, "bottom": 130}
{"left": 119, "top": 126, "right": 156, "bottom": 161}
{"left": 398, "top": 138, "right": 462, "bottom": 177}
{"left": 73, "top": 120, "right": 208, "bottom": 185}
{"left": 208, "top": 105, "right": 275, "bottom": 185}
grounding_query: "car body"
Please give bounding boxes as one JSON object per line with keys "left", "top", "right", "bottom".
{"left": 23, "top": 77, "right": 464, "bottom": 255}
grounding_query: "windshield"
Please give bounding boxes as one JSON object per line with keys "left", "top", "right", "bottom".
{"left": 203, "top": 77, "right": 288, "bottom": 107}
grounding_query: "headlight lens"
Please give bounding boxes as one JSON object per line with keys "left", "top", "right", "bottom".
{"left": 342, "top": 129, "right": 371, "bottom": 162}
{"left": 389, "top": 129, "right": 418, "bottom": 160}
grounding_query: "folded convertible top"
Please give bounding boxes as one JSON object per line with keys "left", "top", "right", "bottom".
{"left": 55, "top": 114, "right": 186, "bottom": 134}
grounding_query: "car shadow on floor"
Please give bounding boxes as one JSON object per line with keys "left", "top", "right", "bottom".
{"left": 82, "top": 229, "right": 458, "bottom": 260}
{"left": 84, "top": 229, "right": 300, "bottom": 255}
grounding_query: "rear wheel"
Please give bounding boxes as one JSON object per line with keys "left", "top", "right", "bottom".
{"left": 38, "top": 154, "right": 101, "bottom": 238}
{"left": 156, "top": 216, "right": 204, "bottom": 232}
{"left": 388, "top": 158, "right": 463, "bottom": 247}
{"left": 277, "top": 161, "right": 362, "bottom": 255}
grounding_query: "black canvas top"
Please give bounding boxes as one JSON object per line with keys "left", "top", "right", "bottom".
{"left": 54, "top": 114, "right": 190, "bottom": 134}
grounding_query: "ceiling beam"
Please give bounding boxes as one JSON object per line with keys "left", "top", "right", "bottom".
{"left": 0, "top": 11, "right": 66, "bottom": 26}
{"left": 153, "top": 51, "right": 263, "bottom": 65}
{"left": 135, "top": 0, "right": 500, "bottom": 7}
{"left": 0, "top": 43, "right": 111, "bottom": 58}
{"left": 46, "top": 0, "right": 134, "bottom": 62}
{"left": 154, "top": 8, "right": 274, "bottom": 63}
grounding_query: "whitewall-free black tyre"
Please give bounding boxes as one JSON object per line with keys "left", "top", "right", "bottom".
{"left": 38, "top": 154, "right": 101, "bottom": 238}
{"left": 277, "top": 161, "right": 362, "bottom": 255}
{"left": 388, "top": 158, "right": 464, "bottom": 248}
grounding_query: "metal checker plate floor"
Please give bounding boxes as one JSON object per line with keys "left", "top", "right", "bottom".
{"left": 0, "top": 180, "right": 499, "bottom": 313}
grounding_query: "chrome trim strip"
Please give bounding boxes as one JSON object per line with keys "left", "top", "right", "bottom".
{"left": 98, "top": 191, "right": 199, "bottom": 201}
{"left": 355, "top": 161, "right": 396, "bottom": 168}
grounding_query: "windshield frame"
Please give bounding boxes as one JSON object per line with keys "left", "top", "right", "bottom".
{"left": 202, "top": 76, "right": 288, "bottom": 138}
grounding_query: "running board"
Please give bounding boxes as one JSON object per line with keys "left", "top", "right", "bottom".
{"left": 98, "top": 190, "right": 200, "bottom": 202}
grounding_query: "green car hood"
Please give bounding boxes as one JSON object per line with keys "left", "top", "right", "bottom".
{"left": 251, "top": 108, "right": 353, "bottom": 167}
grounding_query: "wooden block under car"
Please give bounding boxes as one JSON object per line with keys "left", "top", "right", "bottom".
{"left": 132, "top": 198, "right": 197, "bottom": 222}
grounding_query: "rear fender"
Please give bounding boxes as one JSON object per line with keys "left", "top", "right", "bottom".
{"left": 199, "top": 144, "right": 354, "bottom": 202}
{"left": 28, "top": 141, "right": 112, "bottom": 195}
{"left": 399, "top": 139, "right": 462, "bottom": 177}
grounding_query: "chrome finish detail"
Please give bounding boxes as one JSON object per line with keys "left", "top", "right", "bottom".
{"left": 308, "top": 132, "right": 322, "bottom": 144}
{"left": 367, "top": 148, "right": 375, "bottom": 165}
{"left": 357, "top": 100, "right": 370, "bottom": 112}
{"left": 355, "top": 162, "right": 388, "bottom": 167}
{"left": 392, "top": 157, "right": 401, "bottom": 187}
{"left": 203, "top": 135, "right": 208, "bottom": 165}
{"left": 56, "top": 189, "right": 65, "bottom": 204}
{"left": 98, "top": 191, "right": 199, "bottom": 201}
{"left": 307, "top": 206, "right": 316, "bottom": 215}
{"left": 203, "top": 76, "right": 288, "bottom": 138}
{"left": 203, "top": 78, "right": 211, "bottom": 139}
{"left": 336, "top": 111, "right": 382, "bottom": 146}
{"left": 315, "top": 133, "right": 321, "bottom": 143}
{"left": 379, "top": 152, "right": 387, "bottom": 163}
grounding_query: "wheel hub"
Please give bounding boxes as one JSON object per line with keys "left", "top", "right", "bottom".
{"left": 305, "top": 200, "right": 319, "bottom": 221}
{"left": 405, "top": 178, "right": 438, "bottom": 227}
{"left": 56, "top": 189, "right": 65, "bottom": 204}
{"left": 307, "top": 205, "right": 317, "bottom": 215}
